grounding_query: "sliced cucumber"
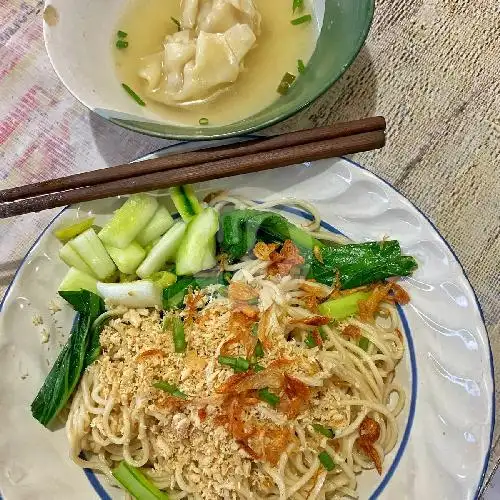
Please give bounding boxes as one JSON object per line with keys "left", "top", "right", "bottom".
{"left": 59, "top": 267, "right": 98, "bottom": 293}
{"left": 136, "top": 205, "right": 174, "bottom": 246}
{"left": 59, "top": 242, "right": 96, "bottom": 277}
{"left": 147, "top": 271, "right": 177, "bottom": 289}
{"left": 69, "top": 228, "right": 116, "bottom": 281}
{"left": 98, "top": 194, "right": 158, "bottom": 249}
{"left": 105, "top": 241, "right": 146, "bottom": 275}
{"left": 53, "top": 217, "right": 95, "bottom": 243}
{"left": 170, "top": 185, "right": 202, "bottom": 222}
{"left": 96, "top": 281, "right": 162, "bottom": 308}
{"left": 136, "top": 222, "right": 187, "bottom": 279}
{"left": 176, "top": 208, "right": 219, "bottom": 276}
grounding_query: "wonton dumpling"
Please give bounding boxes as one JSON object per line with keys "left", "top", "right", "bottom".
{"left": 197, "top": 0, "right": 261, "bottom": 35}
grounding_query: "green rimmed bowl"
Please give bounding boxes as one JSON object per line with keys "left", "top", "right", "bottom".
{"left": 43, "top": 0, "right": 374, "bottom": 140}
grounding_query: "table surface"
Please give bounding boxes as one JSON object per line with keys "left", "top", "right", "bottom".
{"left": 0, "top": 0, "right": 499, "bottom": 496}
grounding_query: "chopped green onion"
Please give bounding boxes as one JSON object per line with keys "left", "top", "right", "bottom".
{"left": 171, "top": 17, "right": 181, "bottom": 31}
{"left": 113, "top": 461, "right": 170, "bottom": 499}
{"left": 253, "top": 364, "right": 265, "bottom": 372}
{"left": 359, "top": 336, "right": 370, "bottom": 351}
{"left": 297, "top": 59, "right": 306, "bottom": 74}
{"left": 153, "top": 381, "right": 188, "bottom": 399}
{"left": 121, "top": 83, "right": 146, "bottom": 106}
{"left": 252, "top": 323, "right": 259, "bottom": 336}
{"left": 170, "top": 316, "right": 186, "bottom": 353}
{"left": 291, "top": 14, "right": 312, "bottom": 25}
{"left": 277, "top": 72, "right": 296, "bottom": 95}
{"left": 318, "top": 451, "right": 335, "bottom": 471}
{"left": 116, "top": 40, "right": 129, "bottom": 49}
{"left": 253, "top": 340, "right": 264, "bottom": 359}
{"left": 117, "top": 30, "right": 128, "bottom": 39}
{"left": 319, "top": 327, "right": 328, "bottom": 341}
{"left": 218, "top": 356, "right": 250, "bottom": 372}
{"left": 258, "top": 387, "right": 280, "bottom": 407}
{"left": 312, "top": 423, "right": 335, "bottom": 438}
{"left": 305, "top": 332, "right": 318, "bottom": 348}
{"left": 199, "top": 117, "right": 209, "bottom": 125}
{"left": 248, "top": 297, "right": 259, "bottom": 306}
{"left": 292, "top": 0, "right": 304, "bottom": 12}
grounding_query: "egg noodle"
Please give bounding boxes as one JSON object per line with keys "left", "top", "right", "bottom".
{"left": 66, "top": 195, "right": 407, "bottom": 499}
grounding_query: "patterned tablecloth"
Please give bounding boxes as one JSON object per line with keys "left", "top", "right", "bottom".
{"left": 0, "top": 0, "right": 499, "bottom": 495}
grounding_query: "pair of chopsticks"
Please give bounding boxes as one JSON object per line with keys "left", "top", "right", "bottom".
{"left": 0, "top": 117, "right": 386, "bottom": 219}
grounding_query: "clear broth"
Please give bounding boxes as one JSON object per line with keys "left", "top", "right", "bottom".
{"left": 114, "top": 0, "right": 317, "bottom": 126}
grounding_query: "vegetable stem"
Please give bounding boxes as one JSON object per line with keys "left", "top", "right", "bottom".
{"left": 318, "top": 451, "right": 335, "bottom": 471}
{"left": 218, "top": 356, "right": 250, "bottom": 372}
{"left": 291, "top": 14, "right": 312, "bottom": 25}
{"left": 112, "top": 461, "right": 170, "bottom": 499}
{"left": 153, "top": 381, "right": 188, "bottom": 399}
{"left": 258, "top": 388, "right": 280, "bottom": 407}
{"left": 122, "top": 83, "right": 146, "bottom": 106}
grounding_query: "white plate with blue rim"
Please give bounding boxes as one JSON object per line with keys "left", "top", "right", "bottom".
{"left": 0, "top": 141, "right": 493, "bottom": 499}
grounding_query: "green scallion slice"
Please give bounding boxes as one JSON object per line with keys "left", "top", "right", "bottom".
{"left": 153, "top": 381, "right": 188, "bottom": 399}
{"left": 305, "top": 332, "right": 318, "bottom": 348}
{"left": 253, "top": 364, "right": 265, "bottom": 372}
{"left": 298, "top": 59, "right": 306, "bottom": 74}
{"left": 277, "top": 72, "right": 296, "bottom": 95}
{"left": 291, "top": 14, "right": 312, "bottom": 25}
{"left": 171, "top": 316, "right": 186, "bottom": 353}
{"left": 199, "top": 117, "right": 209, "bottom": 125}
{"left": 359, "top": 336, "right": 370, "bottom": 351}
{"left": 252, "top": 323, "right": 259, "bottom": 336}
{"left": 253, "top": 339, "right": 264, "bottom": 359}
{"left": 292, "top": 0, "right": 304, "bottom": 12}
{"left": 318, "top": 451, "right": 335, "bottom": 471}
{"left": 258, "top": 387, "right": 280, "bottom": 407}
{"left": 117, "top": 30, "right": 128, "bottom": 39}
{"left": 171, "top": 17, "right": 181, "bottom": 31}
{"left": 116, "top": 40, "right": 129, "bottom": 49}
{"left": 319, "top": 327, "right": 328, "bottom": 341}
{"left": 312, "top": 423, "right": 335, "bottom": 438}
{"left": 218, "top": 356, "right": 250, "bottom": 373}
{"left": 112, "top": 461, "right": 170, "bottom": 499}
{"left": 121, "top": 83, "right": 146, "bottom": 106}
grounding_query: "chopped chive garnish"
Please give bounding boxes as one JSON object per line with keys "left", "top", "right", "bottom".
{"left": 258, "top": 387, "right": 280, "bottom": 407}
{"left": 312, "top": 423, "right": 335, "bottom": 438}
{"left": 359, "top": 336, "right": 370, "bottom": 351}
{"left": 291, "top": 14, "right": 312, "bottom": 25}
{"left": 318, "top": 451, "right": 335, "bottom": 471}
{"left": 171, "top": 316, "right": 186, "bottom": 353}
{"left": 171, "top": 17, "right": 181, "bottom": 31}
{"left": 116, "top": 40, "right": 129, "bottom": 49}
{"left": 218, "top": 355, "right": 250, "bottom": 372}
{"left": 252, "top": 323, "right": 259, "bottom": 336}
{"left": 153, "top": 381, "right": 188, "bottom": 399}
{"left": 292, "top": 0, "right": 304, "bottom": 12}
{"left": 254, "top": 339, "right": 264, "bottom": 359}
{"left": 121, "top": 83, "right": 146, "bottom": 106}
{"left": 117, "top": 30, "right": 128, "bottom": 39}
{"left": 305, "top": 332, "right": 318, "bottom": 348}
{"left": 253, "top": 364, "right": 265, "bottom": 372}
{"left": 298, "top": 59, "right": 306, "bottom": 74}
{"left": 277, "top": 72, "right": 296, "bottom": 95}
{"left": 199, "top": 117, "right": 209, "bottom": 125}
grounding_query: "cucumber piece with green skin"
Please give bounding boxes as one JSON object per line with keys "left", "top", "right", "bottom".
{"left": 318, "top": 291, "right": 372, "bottom": 321}
{"left": 176, "top": 208, "right": 219, "bottom": 276}
{"left": 98, "top": 194, "right": 158, "bottom": 249}
{"left": 170, "top": 185, "right": 202, "bottom": 222}
{"left": 58, "top": 267, "right": 98, "bottom": 293}
{"left": 147, "top": 271, "right": 177, "bottom": 289}
{"left": 105, "top": 241, "right": 146, "bottom": 275}
{"left": 59, "top": 242, "right": 96, "bottom": 277}
{"left": 53, "top": 217, "right": 95, "bottom": 243}
{"left": 136, "top": 205, "right": 174, "bottom": 246}
{"left": 136, "top": 222, "right": 187, "bottom": 279}
{"left": 69, "top": 228, "right": 116, "bottom": 281}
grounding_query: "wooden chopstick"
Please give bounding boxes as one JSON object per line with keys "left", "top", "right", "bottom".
{"left": 0, "top": 129, "right": 385, "bottom": 219}
{"left": 0, "top": 117, "right": 385, "bottom": 203}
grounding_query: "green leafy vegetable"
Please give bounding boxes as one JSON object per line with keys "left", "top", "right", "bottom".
{"left": 122, "top": 83, "right": 146, "bottom": 106}
{"left": 112, "top": 461, "right": 170, "bottom": 499}
{"left": 293, "top": 0, "right": 304, "bottom": 12}
{"left": 253, "top": 339, "right": 264, "bottom": 359}
{"left": 218, "top": 356, "right": 250, "bottom": 372}
{"left": 258, "top": 388, "right": 280, "bottom": 407}
{"left": 253, "top": 364, "right": 265, "bottom": 372}
{"left": 297, "top": 59, "right": 306, "bottom": 74}
{"left": 312, "top": 423, "right": 335, "bottom": 438}
{"left": 277, "top": 72, "right": 296, "bottom": 95}
{"left": 162, "top": 275, "right": 227, "bottom": 309}
{"left": 305, "top": 332, "right": 318, "bottom": 348}
{"left": 117, "top": 30, "right": 128, "bottom": 38}
{"left": 153, "top": 381, "right": 188, "bottom": 399}
{"left": 291, "top": 14, "right": 312, "bottom": 25}
{"left": 359, "top": 336, "right": 370, "bottom": 351}
{"left": 31, "top": 291, "right": 104, "bottom": 426}
{"left": 318, "top": 451, "right": 335, "bottom": 471}
{"left": 116, "top": 40, "right": 129, "bottom": 49}
{"left": 318, "top": 291, "right": 372, "bottom": 321}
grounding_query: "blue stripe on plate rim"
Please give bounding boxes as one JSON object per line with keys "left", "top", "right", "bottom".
{"left": 0, "top": 141, "right": 492, "bottom": 500}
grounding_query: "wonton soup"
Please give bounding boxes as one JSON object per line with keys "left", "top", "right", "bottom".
{"left": 114, "top": 0, "right": 318, "bottom": 126}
